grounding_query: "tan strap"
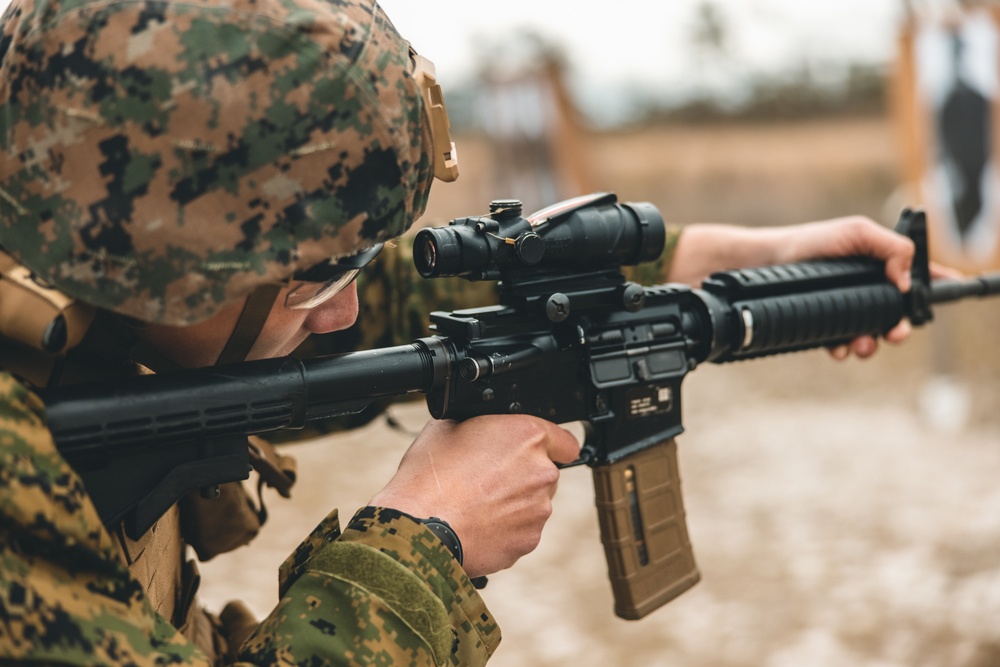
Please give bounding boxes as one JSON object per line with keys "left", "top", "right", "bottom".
{"left": 114, "top": 504, "right": 186, "bottom": 626}
{"left": 247, "top": 435, "right": 297, "bottom": 498}
{"left": 180, "top": 481, "right": 261, "bottom": 562}
{"left": 215, "top": 284, "right": 282, "bottom": 365}
{"left": 219, "top": 600, "right": 259, "bottom": 659}
{"left": 176, "top": 560, "right": 228, "bottom": 663}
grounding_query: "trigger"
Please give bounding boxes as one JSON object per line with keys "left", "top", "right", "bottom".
{"left": 557, "top": 445, "right": 595, "bottom": 469}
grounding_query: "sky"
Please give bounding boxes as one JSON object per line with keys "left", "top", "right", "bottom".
{"left": 0, "top": 0, "right": 942, "bottom": 122}
{"left": 380, "top": 1, "right": 904, "bottom": 81}
{"left": 0, "top": 0, "right": 909, "bottom": 87}
{"left": 379, "top": 0, "right": 910, "bottom": 121}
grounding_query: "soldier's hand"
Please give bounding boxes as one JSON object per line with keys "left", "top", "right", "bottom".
{"left": 769, "top": 215, "right": 963, "bottom": 359}
{"left": 369, "top": 414, "right": 581, "bottom": 579}
{"left": 777, "top": 215, "right": 916, "bottom": 359}
{"left": 669, "top": 215, "right": 963, "bottom": 360}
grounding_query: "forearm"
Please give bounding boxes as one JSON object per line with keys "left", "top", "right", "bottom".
{"left": 667, "top": 223, "right": 792, "bottom": 286}
{"left": 667, "top": 216, "right": 915, "bottom": 290}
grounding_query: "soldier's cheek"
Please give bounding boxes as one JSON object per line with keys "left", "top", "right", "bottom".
{"left": 303, "top": 283, "right": 361, "bottom": 336}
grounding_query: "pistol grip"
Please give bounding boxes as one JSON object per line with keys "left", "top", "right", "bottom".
{"left": 591, "top": 438, "right": 700, "bottom": 619}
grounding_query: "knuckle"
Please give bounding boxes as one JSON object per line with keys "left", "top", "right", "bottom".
{"left": 844, "top": 216, "right": 873, "bottom": 238}
{"left": 538, "top": 464, "right": 560, "bottom": 488}
{"left": 516, "top": 418, "right": 550, "bottom": 451}
{"left": 520, "top": 522, "right": 546, "bottom": 554}
{"left": 539, "top": 497, "right": 554, "bottom": 522}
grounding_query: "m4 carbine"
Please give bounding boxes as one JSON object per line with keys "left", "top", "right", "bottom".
{"left": 39, "top": 193, "right": 1000, "bottom": 620}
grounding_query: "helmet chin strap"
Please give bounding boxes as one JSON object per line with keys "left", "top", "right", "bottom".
{"left": 215, "top": 284, "right": 283, "bottom": 365}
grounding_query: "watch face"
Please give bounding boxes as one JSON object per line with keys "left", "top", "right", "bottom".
{"left": 421, "top": 518, "right": 463, "bottom": 565}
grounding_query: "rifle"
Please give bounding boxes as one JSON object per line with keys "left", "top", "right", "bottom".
{"left": 38, "top": 192, "right": 1000, "bottom": 620}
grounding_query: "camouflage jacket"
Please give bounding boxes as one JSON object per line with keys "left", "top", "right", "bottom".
{"left": 0, "top": 372, "right": 498, "bottom": 665}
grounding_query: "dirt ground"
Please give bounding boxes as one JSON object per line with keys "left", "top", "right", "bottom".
{"left": 198, "top": 115, "right": 1000, "bottom": 666}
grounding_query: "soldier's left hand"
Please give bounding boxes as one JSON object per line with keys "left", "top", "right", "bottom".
{"left": 669, "top": 215, "right": 964, "bottom": 360}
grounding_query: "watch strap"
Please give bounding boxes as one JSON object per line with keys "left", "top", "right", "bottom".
{"left": 419, "top": 517, "right": 464, "bottom": 565}
{"left": 414, "top": 515, "right": 487, "bottom": 589}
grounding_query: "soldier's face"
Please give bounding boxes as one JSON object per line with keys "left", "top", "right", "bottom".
{"left": 249, "top": 281, "right": 361, "bottom": 360}
{"left": 140, "top": 282, "right": 360, "bottom": 368}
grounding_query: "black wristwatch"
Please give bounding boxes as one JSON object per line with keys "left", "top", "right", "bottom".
{"left": 415, "top": 516, "right": 488, "bottom": 589}
{"left": 418, "top": 517, "right": 464, "bottom": 565}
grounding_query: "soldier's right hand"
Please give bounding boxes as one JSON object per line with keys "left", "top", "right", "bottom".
{"left": 369, "top": 414, "right": 581, "bottom": 579}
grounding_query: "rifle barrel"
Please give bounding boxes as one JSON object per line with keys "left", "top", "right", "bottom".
{"left": 929, "top": 273, "right": 1000, "bottom": 304}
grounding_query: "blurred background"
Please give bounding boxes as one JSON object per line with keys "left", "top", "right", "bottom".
{"left": 196, "top": 1, "right": 1000, "bottom": 664}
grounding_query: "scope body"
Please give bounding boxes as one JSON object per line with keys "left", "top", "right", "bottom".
{"left": 413, "top": 192, "right": 665, "bottom": 281}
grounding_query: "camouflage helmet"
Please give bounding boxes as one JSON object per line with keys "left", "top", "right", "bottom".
{"left": 0, "top": 0, "right": 437, "bottom": 325}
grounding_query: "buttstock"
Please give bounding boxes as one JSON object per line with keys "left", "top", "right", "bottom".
{"left": 591, "top": 438, "right": 700, "bottom": 619}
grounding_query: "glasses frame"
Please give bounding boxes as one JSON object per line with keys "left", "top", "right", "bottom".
{"left": 285, "top": 242, "right": 384, "bottom": 310}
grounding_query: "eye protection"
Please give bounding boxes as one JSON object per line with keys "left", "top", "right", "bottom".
{"left": 285, "top": 243, "right": 384, "bottom": 310}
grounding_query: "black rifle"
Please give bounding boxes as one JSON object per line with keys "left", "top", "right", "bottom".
{"left": 39, "top": 193, "right": 1000, "bottom": 620}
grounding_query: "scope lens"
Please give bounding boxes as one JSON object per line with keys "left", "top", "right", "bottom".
{"left": 415, "top": 233, "right": 439, "bottom": 277}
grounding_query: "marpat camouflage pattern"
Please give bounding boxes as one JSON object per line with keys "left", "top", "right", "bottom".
{"left": 0, "top": 0, "right": 501, "bottom": 663}
{"left": 0, "top": 0, "right": 434, "bottom": 325}
{"left": 0, "top": 369, "right": 499, "bottom": 665}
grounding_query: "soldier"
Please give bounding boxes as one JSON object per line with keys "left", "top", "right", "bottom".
{"left": 0, "top": 0, "right": 930, "bottom": 665}
{"left": 0, "top": 0, "right": 563, "bottom": 663}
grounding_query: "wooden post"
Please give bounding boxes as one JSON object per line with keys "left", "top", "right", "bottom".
{"left": 476, "top": 48, "right": 594, "bottom": 213}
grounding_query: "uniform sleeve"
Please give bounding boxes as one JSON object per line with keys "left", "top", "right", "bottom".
{"left": 0, "top": 372, "right": 210, "bottom": 666}
{"left": 0, "top": 372, "right": 498, "bottom": 666}
{"left": 237, "top": 507, "right": 499, "bottom": 667}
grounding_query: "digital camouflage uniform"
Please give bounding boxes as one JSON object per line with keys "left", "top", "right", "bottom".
{"left": 0, "top": 0, "right": 503, "bottom": 663}
{"left": 0, "top": 370, "right": 499, "bottom": 665}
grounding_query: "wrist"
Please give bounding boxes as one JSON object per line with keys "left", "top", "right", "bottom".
{"left": 416, "top": 516, "right": 464, "bottom": 565}
{"left": 369, "top": 502, "right": 464, "bottom": 563}
{"left": 397, "top": 510, "right": 489, "bottom": 589}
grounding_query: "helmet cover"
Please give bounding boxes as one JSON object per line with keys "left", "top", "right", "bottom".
{"left": 0, "top": 0, "right": 434, "bottom": 324}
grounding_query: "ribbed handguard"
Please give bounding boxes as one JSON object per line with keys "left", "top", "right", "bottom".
{"left": 731, "top": 283, "right": 904, "bottom": 359}
{"left": 701, "top": 259, "right": 906, "bottom": 361}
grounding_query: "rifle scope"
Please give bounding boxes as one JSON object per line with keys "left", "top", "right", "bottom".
{"left": 413, "top": 193, "right": 665, "bottom": 280}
